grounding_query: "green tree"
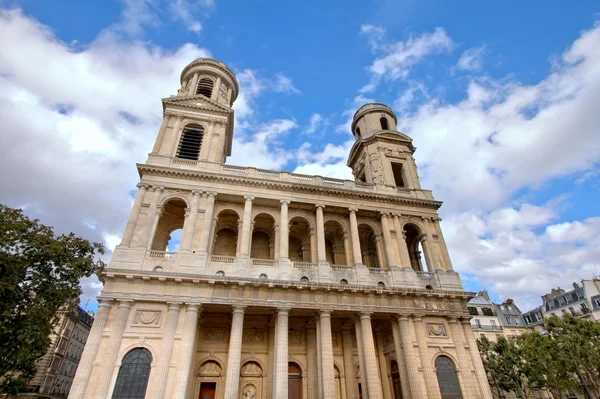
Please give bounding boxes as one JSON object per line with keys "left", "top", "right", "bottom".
{"left": 0, "top": 204, "right": 105, "bottom": 394}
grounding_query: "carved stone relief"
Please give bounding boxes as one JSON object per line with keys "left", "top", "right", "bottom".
{"left": 198, "top": 360, "right": 222, "bottom": 376}
{"left": 243, "top": 329, "right": 265, "bottom": 343}
{"left": 383, "top": 329, "right": 394, "bottom": 345}
{"left": 289, "top": 331, "right": 302, "bottom": 345}
{"left": 203, "top": 328, "right": 227, "bottom": 342}
{"left": 240, "top": 362, "right": 263, "bottom": 376}
{"left": 241, "top": 384, "right": 257, "bottom": 399}
{"left": 426, "top": 323, "right": 448, "bottom": 338}
{"left": 132, "top": 310, "right": 162, "bottom": 327}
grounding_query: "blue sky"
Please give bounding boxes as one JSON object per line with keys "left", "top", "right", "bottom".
{"left": 0, "top": 0, "right": 598, "bottom": 312}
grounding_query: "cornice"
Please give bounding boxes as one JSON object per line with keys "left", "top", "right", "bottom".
{"left": 136, "top": 163, "right": 443, "bottom": 210}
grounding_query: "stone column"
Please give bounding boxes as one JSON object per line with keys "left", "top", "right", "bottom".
{"left": 320, "top": 311, "right": 336, "bottom": 399}
{"left": 169, "top": 116, "right": 184, "bottom": 157}
{"left": 380, "top": 213, "right": 398, "bottom": 268}
{"left": 434, "top": 218, "right": 454, "bottom": 271}
{"left": 198, "top": 193, "right": 216, "bottom": 253}
{"left": 274, "top": 224, "right": 280, "bottom": 260}
{"left": 316, "top": 317, "right": 324, "bottom": 397}
{"left": 310, "top": 228, "right": 318, "bottom": 263}
{"left": 188, "top": 72, "right": 199, "bottom": 95}
{"left": 342, "top": 329, "right": 359, "bottom": 399}
{"left": 307, "top": 327, "right": 319, "bottom": 399}
{"left": 211, "top": 76, "right": 222, "bottom": 100}
{"left": 420, "top": 236, "right": 435, "bottom": 273}
{"left": 462, "top": 319, "right": 494, "bottom": 399}
{"left": 274, "top": 308, "right": 290, "bottom": 398}
{"left": 392, "top": 215, "right": 411, "bottom": 269}
{"left": 375, "top": 332, "right": 393, "bottom": 399}
{"left": 448, "top": 318, "right": 477, "bottom": 398}
{"left": 315, "top": 204, "right": 327, "bottom": 262}
{"left": 267, "top": 325, "right": 276, "bottom": 399}
{"left": 375, "top": 236, "right": 386, "bottom": 269}
{"left": 67, "top": 300, "right": 112, "bottom": 399}
{"left": 173, "top": 304, "right": 201, "bottom": 399}
{"left": 120, "top": 184, "right": 148, "bottom": 247}
{"left": 354, "top": 318, "right": 369, "bottom": 399}
{"left": 390, "top": 320, "right": 412, "bottom": 399}
{"left": 199, "top": 120, "right": 215, "bottom": 161}
{"left": 279, "top": 200, "right": 290, "bottom": 260}
{"left": 348, "top": 208, "right": 363, "bottom": 265}
{"left": 142, "top": 186, "right": 163, "bottom": 248}
{"left": 397, "top": 316, "right": 427, "bottom": 398}
{"left": 151, "top": 114, "right": 171, "bottom": 154}
{"left": 223, "top": 306, "right": 246, "bottom": 399}
{"left": 153, "top": 303, "right": 181, "bottom": 399}
{"left": 180, "top": 191, "right": 201, "bottom": 252}
{"left": 412, "top": 316, "right": 441, "bottom": 399}
{"left": 239, "top": 196, "right": 254, "bottom": 257}
{"left": 360, "top": 313, "right": 383, "bottom": 399}
{"left": 96, "top": 300, "right": 134, "bottom": 399}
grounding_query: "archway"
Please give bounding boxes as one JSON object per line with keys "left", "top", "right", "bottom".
{"left": 251, "top": 213, "right": 275, "bottom": 259}
{"left": 391, "top": 360, "right": 403, "bottom": 399}
{"left": 151, "top": 199, "right": 186, "bottom": 251}
{"left": 212, "top": 210, "right": 239, "bottom": 256}
{"left": 435, "top": 356, "right": 463, "bottom": 399}
{"left": 289, "top": 217, "right": 311, "bottom": 262}
{"left": 288, "top": 362, "right": 302, "bottom": 399}
{"left": 403, "top": 224, "right": 426, "bottom": 272}
{"left": 111, "top": 348, "right": 152, "bottom": 399}
{"left": 358, "top": 224, "right": 379, "bottom": 268}
{"left": 324, "top": 220, "right": 347, "bottom": 265}
{"left": 240, "top": 361, "right": 263, "bottom": 399}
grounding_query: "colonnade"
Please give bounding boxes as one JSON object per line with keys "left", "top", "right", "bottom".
{"left": 69, "top": 299, "right": 492, "bottom": 399}
{"left": 119, "top": 186, "right": 453, "bottom": 273}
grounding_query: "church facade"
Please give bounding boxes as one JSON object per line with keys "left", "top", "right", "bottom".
{"left": 68, "top": 58, "right": 493, "bottom": 399}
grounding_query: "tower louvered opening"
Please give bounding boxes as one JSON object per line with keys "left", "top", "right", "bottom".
{"left": 196, "top": 77, "right": 214, "bottom": 97}
{"left": 176, "top": 124, "right": 204, "bottom": 160}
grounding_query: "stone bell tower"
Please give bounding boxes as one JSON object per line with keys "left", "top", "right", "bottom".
{"left": 347, "top": 103, "right": 421, "bottom": 189}
{"left": 146, "top": 58, "right": 239, "bottom": 167}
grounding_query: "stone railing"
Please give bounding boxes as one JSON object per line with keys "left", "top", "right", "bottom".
{"left": 368, "top": 267, "right": 388, "bottom": 275}
{"left": 292, "top": 261, "right": 318, "bottom": 270}
{"left": 172, "top": 158, "right": 198, "bottom": 167}
{"left": 415, "top": 271, "right": 434, "bottom": 279}
{"left": 331, "top": 264, "right": 354, "bottom": 271}
{"left": 211, "top": 255, "right": 236, "bottom": 263}
{"left": 472, "top": 324, "right": 503, "bottom": 331}
{"left": 252, "top": 258, "right": 277, "bottom": 267}
{"left": 149, "top": 250, "right": 177, "bottom": 259}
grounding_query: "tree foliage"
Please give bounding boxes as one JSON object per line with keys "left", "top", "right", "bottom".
{"left": 0, "top": 204, "right": 105, "bottom": 394}
{"left": 478, "top": 314, "right": 600, "bottom": 399}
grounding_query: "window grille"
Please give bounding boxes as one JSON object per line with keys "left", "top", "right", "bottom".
{"left": 176, "top": 124, "right": 204, "bottom": 160}
{"left": 196, "top": 77, "right": 214, "bottom": 97}
{"left": 436, "top": 356, "right": 463, "bottom": 399}
{"left": 111, "top": 348, "right": 152, "bottom": 399}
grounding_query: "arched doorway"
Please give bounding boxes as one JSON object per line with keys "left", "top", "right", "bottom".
{"left": 151, "top": 199, "right": 186, "bottom": 250}
{"left": 435, "top": 356, "right": 463, "bottom": 399}
{"left": 288, "top": 362, "right": 302, "bottom": 399}
{"left": 212, "top": 210, "right": 239, "bottom": 256}
{"left": 403, "top": 223, "right": 426, "bottom": 272}
{"left": 251, "top": 213, "right": 275, "bottom": 259}
{"left": 390, "top": 360, "right": 403, "bottom": 399}
{"left": 111, "top": 348, "right": 152, "bottom": 399}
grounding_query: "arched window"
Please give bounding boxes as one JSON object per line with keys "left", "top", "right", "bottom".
{"left": 380, "top": 117, "right": 389, "bottom": 130}
{"left": 196, "top": 77, "right": 214, "bottom": 97}
{"left": 111, "top": 348, "right": 152, "bottom": 399}
{"left": 355, "top": 127, "right": 361, "bottom": 138}
{"left": 176, "top": 124, "right": 204, "bottom": 160}
{"left": 300, "top": 276, "right": 309, "bottom": 283}
{"left": 435, "top": 356, "right": 463, "bottom": 399}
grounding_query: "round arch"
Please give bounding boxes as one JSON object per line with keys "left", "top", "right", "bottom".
{"left": 240, "top": 357, "right": 267, "bottom": 375}
{"left": 181, "top": 120, "right": 208, "bottom": 133}
{"left": 159, "top": 195, "right": 190, "bottom": 209}
{"left": 117, "top": 343, "right": 157, "bottom": 367}
{"left": 215, "top": 207, "right": 242, "bottom": 220}
{"left": 194, "top": 355, "right": 225, "bottom": 375}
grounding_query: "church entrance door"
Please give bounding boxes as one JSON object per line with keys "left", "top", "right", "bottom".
{"left": 288, "top": 362, "right": 302, "bottom": 399}
{"left": 198, "top": 382, "right": 216, "bottom": 399}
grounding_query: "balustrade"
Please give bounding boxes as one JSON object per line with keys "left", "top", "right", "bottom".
{"left": 149, "top": 250, "right": 177, "bottom": 259}
{"left": 293, "top": 261, "right": 318, "bottom": 269}
{"left": 252, "top": 258, "right": 277, "bottom": 267}
{"left": 210, "top": 255, "right": 236, "bottom": 263}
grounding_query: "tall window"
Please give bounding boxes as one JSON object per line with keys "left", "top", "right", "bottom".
{"left": 391, "top": 163, "right": 405, "bottom": 187}
{"left": 355, "top": 127, "right": 361, "bottom": 138}
{"left": 112, "top": 348, "right": 152, "bottom": 399}
{"left": 196, "top": 77, "right": 214, "bottom": 97}
{"left": 435, "top": 356, "right": 463, "bottom": 399}
{"left": 176, "top": 124, "right": 204, "bottom": 160}
{"left": 380, "top": 117, "right": 389, "bottom": 130}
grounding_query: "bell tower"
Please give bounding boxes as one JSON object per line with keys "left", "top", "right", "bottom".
{"left": 347, "top": 103, "right": 421, "bottom": 189}
{"left": 147, "top": 58, "right": 239, "bottom": 167}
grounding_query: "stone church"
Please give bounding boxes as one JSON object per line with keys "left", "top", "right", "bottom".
{"left": 68, "top": 58, "right": 493, "bottom": 399}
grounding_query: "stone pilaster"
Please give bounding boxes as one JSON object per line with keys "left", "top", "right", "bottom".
{"left": 380, "top": 213, "right": 398, "bottom": 268}
{"left": 307, "top": 327, "right": 319, "bottom": 399}
{"left": 348, "top": 208, "right": 363, "bottom": 265}
{"left": 198, "top": 192, "right": 216, "bottom": 253}
{"left": 96, "top": 300, "right": 133, "bottom": 399}
{"left": 320, "top": 311, "right": 336, "bottom": 399}
{"left": 316, "top": 316, "right": 324, "bottom": 397}
{"left": 315, "top": 204, "right": 327, "bottom": 262}
{"left": 375, "top": 331, "right": 393, "bottom": 399}
{"left": 188, "top": 72, "right": 199, "bottom": 95}
{"left": 412, "top": 316, "right": 441, "bottom": 399}
{"left": 462, "top": 319, "right": 494, "bottom": 399}
{"left": 67, "top": 300, "right": 112, "bottom": 399}
{"left": 397, "top": 316, "right": 427, "bottom": 398}
{"left": 342, "top": 329, "right": 359, "bottom": 399}
{"left": 360, "top": 313, "right": 383, "bottom": 399}
{"left": 168, "top": 116, "right": 183, "bottom": 156}
{"left": 393, "top": 215, "right": 411, "bottom": 269}
{"left": 120, "top": 184, "right": 148, "bottom": 247}
{"left": 153, "top": 303, "right": 181, "bottom": 399}
{"left": 274, "top": 308, "right": 290, "bottom": 398}
{"left": 223, "top": 306, "right": 245, "bottom": 399}
{"left": 267, "top": 325, "right": 276, "bottom": 399}
{"left": 279, "top": 200, "right": 290, "bottom": 260}
{"left": 151, "top": 114, "right": 171, "bottom": 154}
{"left": 448, "top": 317, "right": 477, "bottom": 398}
{"left": 239, "top": 196, "right": 254, "bottom": 257}
{"left": 180, "top": 190, "right": 201, "bottom": 251}
{"left": 390, "top": 319, "right": 412, "bottom": 399}
{"left": 142, "top": 186, "right": 163, "bottom": 248}
{"left": 172, "top": 304, "right": 200, "bottom": 399}
{"left": 355, "top": 317, "right": 369, "bottom": 398}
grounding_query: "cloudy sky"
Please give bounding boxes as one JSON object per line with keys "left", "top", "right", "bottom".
{"left": 0, "top": 1, "right": 598, "bottom": 312}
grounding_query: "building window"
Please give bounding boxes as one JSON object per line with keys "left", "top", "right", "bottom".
{"left": 435, "top": 356, "right": 463, "bottom": 399}
{"left": 524, "top": 315, "right": 531, "bottom": 324}
{"left": 196, "top": 77, "right": 214, "bottom": 97}
{"left": 505, "top": 316, "right": 511, "bottom": 324}
{"left": 258, "top": 273, "right": 268, "bottom": 280}
{"left": 215, "top": 270, "right": 225, "bottom": 277}
{"left": 340, "top": 279, "right": 349, "bottom": 285}
{"left": 300, "top": 276, "right": 309, "bottom": 283}
{"left": 176, "top": 124, "right": 204, "bottom": 160}
{"left": 474, "top": 319, "right": 481, "bottom": 328}
{"left": 468, "top": 307, "right": 478, "bottom": 316}
{"left": 380, "top": 117, "right": 389, "bottom": 130}
{"left": 391, "top": 162, "right": 405, "bottom": 187}
{"left": 111, "top": 348, "right": 152, "bottom": 399}
{"left": 490, "top": 320, "right": 498, "bottom": 329}
{"left": 355, "top": 127, "right": 361, "bottom": 138}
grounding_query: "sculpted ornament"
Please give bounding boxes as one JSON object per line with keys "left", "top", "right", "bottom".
{"left": 427, "top": 323, "right": 448, "bottom": 337}
{"left": 198, "top": 361, "right": 222, "bottom": 376}
{"left": 243, "top": 329, "right": 265, "bottom": 343}
{"left": 241, "top": 384, "right": 257, "bottom": 399}
{"left": 383, "top": 329, "right": 394, "bottom": 345}
{"left": 289, "top": 331, "right": 302, "bottom": 345}
{"left": 204, "top": 328, "right": 226, "bottom": 342}
{"left": 240, "top": 362, "right": 262, "bottom": 376}
{"left": 133, "top": 310, "right": 161, "bottom": 326}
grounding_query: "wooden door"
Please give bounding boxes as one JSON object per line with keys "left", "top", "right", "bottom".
{"left": 198, "top": 382, "right": 216, "bottom": 399}
{"left": 288, "top": 362, "right": 302, "bottom": 399}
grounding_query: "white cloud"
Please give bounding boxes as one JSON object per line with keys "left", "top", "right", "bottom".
{"left": 456, "top": 46, "right": 486, "bottom": 71}
{"left": 305, "top": 113, "right": 323, "bottom": 135}
{"left": 271, "top": 73, "right": 301, "bottom": 94}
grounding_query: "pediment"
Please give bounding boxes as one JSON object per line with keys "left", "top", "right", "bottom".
{"left": 162, "top": 94, "right": 232, "bottom": 113}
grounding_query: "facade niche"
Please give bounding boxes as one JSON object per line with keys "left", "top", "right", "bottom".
{"left": 251, "top": 213, "right": 275, "bottom": 259}
{"left": 151, "top": 199, "right": 186, "bottom": 251}
{"left": 288, "top": 217, "right": 312, "bottom": 262}
{"left": 212, "top": 210, "right": 239, "bottom": 256}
